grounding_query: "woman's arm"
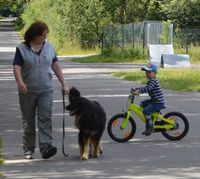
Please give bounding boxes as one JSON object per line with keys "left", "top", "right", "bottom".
{"left": 51, "top": 61, "right": 70, "bottom": 95}
{"left": 13, "top": 65, "right": 27, "bottom": 94}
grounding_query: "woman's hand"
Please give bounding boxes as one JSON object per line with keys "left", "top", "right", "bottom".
{"left": 18, "top": 81, "right": 27, "bottom": 94}
{"left": 62, "top": 84, "right": 70, "bottom": 95}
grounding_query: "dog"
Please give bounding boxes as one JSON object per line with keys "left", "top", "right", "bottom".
{"left": 66, "top": 87, "right": 106, "bottom": 160}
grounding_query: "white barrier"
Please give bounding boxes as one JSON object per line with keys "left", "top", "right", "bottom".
{"left": 148, "top": 44, "right": 190, "bottom": 68}
{"left": 161, "top": 54, "right": 190, "bottom": 68}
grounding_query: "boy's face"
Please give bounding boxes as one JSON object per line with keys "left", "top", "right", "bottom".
{"left": 145, "top": 71, "right": 156, "bottom": 79}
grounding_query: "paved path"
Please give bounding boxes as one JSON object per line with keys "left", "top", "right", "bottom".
{"left": 1, "top": 18, "right": 200, "bottom": 179}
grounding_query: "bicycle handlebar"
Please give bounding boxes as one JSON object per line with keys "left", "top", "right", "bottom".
{"left": 129, "top": 90, "right": 149, "bottom": 103}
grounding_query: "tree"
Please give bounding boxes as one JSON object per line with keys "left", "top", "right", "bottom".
{"left": 66, "top": 0, "right": 110, "bottom": 48}
{"left": 0, "top": 0, "right": 27, "bottom": 16}
{"left": 103, "top": 0, "right": 153, "bottom": 23}
{"left": 102, "top": 0, "right": 128, "bottom": 24}
{"left": 145, "top": 0, "right": 164, "bottom": 21}
{"left": 162, "top": 0, "right": 200, "bottom": 28}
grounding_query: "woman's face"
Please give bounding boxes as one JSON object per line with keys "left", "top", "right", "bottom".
{"left": 33, "top": 29, "right": 48, "bottom": 44}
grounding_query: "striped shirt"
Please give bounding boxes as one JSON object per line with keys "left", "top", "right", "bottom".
{"left": 138, "top": 78, "right": 165, "bottom": 104}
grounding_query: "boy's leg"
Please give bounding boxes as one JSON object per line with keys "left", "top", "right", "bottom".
{"left": 142, "top": 103, "right": 165, "bottom": 135}
{"left": 140, "top": 99, "right": 151, "bottom": 108}
{"left": 142, "top": 104, "right": 155, "bottom": 135}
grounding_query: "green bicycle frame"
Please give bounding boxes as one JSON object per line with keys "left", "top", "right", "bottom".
{"left": 121, "top": 100, "right": 175, "bottom": 131}
{"left": 121, "top": 103, "right": 144, "bottom": 129}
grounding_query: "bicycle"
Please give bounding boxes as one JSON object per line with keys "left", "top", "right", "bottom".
{"left": 107, "top": 91, "right": 189, "bottom": 142}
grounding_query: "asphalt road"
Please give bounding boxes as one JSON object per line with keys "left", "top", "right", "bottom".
{"left": 0, "top": 18, "right": 200, "bottom": 179}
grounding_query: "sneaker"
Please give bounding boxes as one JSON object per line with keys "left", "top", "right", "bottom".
{"left": 24, "top": 151, "right": 34, "bottom": 159}
{"left": 142, "top": 126, "right": 154, "bottom": 136}
{"left": 41, "top": 145, "right": 57, "bottom": 159}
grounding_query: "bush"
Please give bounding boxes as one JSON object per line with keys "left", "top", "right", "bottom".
{"left": 102, "top": 46, "right": 113, "bottom": 57}
{"left": 102, "top": 47, "right": 146, "bottom": 61}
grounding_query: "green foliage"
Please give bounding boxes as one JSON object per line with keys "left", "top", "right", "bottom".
{"left": 159, "top": 20, "right": 172, "bottom": 44}
{"left": 162, "top": 0, "right": 200, "bottom": 28}
{"left": 12, "top": 0, "right": 200, "bottom": 56}
{"left": 126, "top": 0, "right": 151, "bottom": 22}
{"left": 66, "top": 0, "right": 110, "bottom": 49}
{"left": 58, "top": 42, "right": 100, "bottom": 56}
{"left": 22, "top": 0, "right": 69, "bottom": 51}
{"left": 21, "top": 0, "right": 111, "bottom": 51}
{"left": 113, "top": 68, "right": 200, "bottom": 92}
{"left": 72, "top": 47, "right": 146, "bottom": 63}
{"left": 145, "top": 0, "right": 163, "bottom": 21}
{"left": 103, "top": 0, "right": 152, "bottom": 23}
{"left": 102, "top": 46, "right": 114, "bottom": 57}
{"left": 0, "top": 0, "right": 26, "bottom": 16}
{"left": 103, "top": 47, "right": 145, "bottom": 59}
{"left": 175, "top": 46, "right": 200, "bottom": 63}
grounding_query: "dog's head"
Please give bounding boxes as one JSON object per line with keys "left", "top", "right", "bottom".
{"left": 68, "top": 87, "right": 81, "bottom": 103}
{"left": 66, "top": 87, "right": 82, "bottom": 116}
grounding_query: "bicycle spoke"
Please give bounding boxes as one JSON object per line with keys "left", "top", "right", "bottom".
{"left": 171, "top": 131, "right": 182, "bottom": 136}
{"left": 112, "top": 119, "right": 119, "bottom": 128}
{"left": 123, "top": 131, "right": 131, "bottom": 139}
{"left": 162, "top": 112, "right": 189, "bottom": 140}
{"left": 107, "top": 114, "right": 136, "bottom": 142}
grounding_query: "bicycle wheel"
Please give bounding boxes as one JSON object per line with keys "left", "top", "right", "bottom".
{"left": 107, "top": 113, "right": 136, "bottom": 142}
{"left": 161, "top": 112, "right": 189, "bottom": 141}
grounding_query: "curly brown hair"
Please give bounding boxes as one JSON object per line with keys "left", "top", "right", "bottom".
{"left": 24, "top": 21, "right": 49, "bottom": 43}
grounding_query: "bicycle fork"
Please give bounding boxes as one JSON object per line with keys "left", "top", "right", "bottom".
{"left": 120, "top": 111, "right": 131, "bottom": 129}
{"left": 120, "top": 104, "right": 145, "bottom": 129}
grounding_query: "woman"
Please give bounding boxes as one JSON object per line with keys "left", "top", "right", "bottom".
{"left": 13, "top": 21, "right": 70, "bottom": 159}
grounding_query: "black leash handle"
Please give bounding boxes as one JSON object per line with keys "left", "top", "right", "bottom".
{"left": 62, "top": 94, "right": 68, "bottom": 157}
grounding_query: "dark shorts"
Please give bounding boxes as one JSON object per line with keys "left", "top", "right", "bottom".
{"left": 141, "top": 99, "right": 165, "bottom": 116}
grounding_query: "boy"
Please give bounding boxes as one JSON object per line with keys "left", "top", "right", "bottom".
{"left": 132, "top": 64, "right": 165, "bottom": 136}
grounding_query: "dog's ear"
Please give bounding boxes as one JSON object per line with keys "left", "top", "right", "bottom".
{"left": 69, "top": 87, "right": 81, "bottom": 103}
{"left": 70, "top": 87, "right": 81, "bottom": 97}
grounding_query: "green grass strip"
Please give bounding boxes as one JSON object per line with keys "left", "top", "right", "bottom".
{"left": 113, "top": 68, "right": 200, "bottom": 92}
{"left": 71, "top": 54, "right": 146, "bottom": 63}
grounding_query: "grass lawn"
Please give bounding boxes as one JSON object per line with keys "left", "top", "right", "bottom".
{"left": 113, "top": 68, "right": 200, "bottom": 92}
{"left": 71, "top": 54, "right": 146, "bottom": 63}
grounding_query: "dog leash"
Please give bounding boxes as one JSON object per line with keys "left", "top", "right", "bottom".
{"left": 62, "top": 94, "right": 68, "bottom": 157}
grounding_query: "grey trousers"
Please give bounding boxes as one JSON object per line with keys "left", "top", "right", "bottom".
{"left": 19, "top": 90, "right": 53, "bottom": 153}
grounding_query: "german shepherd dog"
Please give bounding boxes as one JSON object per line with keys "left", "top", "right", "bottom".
{"left": 66, "top": 87, "right": 106, "bottom": 160}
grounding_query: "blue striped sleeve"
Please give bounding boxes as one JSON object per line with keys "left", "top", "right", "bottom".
{"left": 139, "top": 80, "right": 156, "bottom": 93}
